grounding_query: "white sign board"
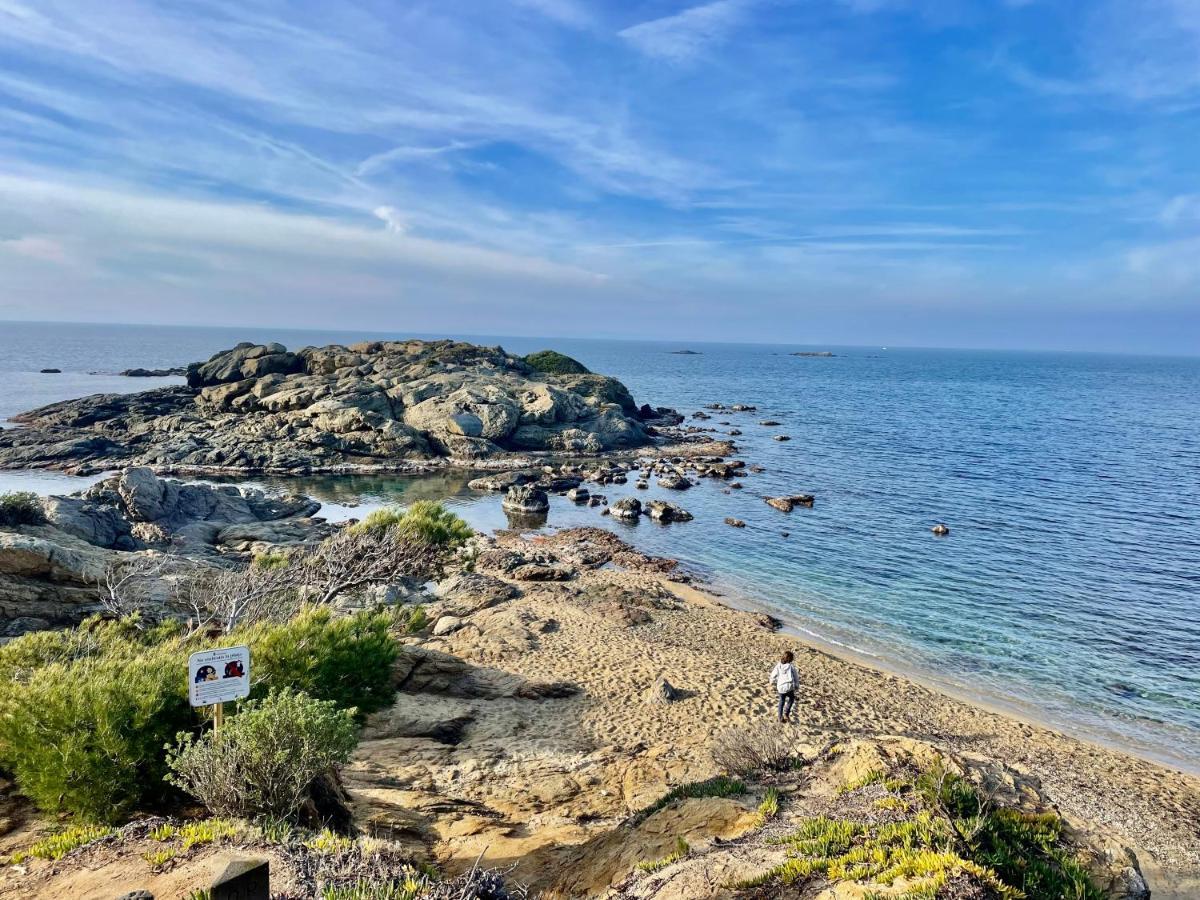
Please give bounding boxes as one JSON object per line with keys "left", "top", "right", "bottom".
{"left": 188, "top": 645, "right": 251, "bottom": 707}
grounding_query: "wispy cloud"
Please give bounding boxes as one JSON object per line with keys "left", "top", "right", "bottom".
{"left": 0, "top": 0, "right": 1195, "bottom": 349}
{"left": 355, "top": 141, "right": 478, "bottom": 177}
{"left": 619, "top": 0, "right": 751, "bottom": 63}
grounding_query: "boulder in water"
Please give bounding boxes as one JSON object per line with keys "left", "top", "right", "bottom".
{"left": 609, "top": 497, "right": 642, "bottom": 520}
{"left": 502, "top": 485, "right": 549, "bottom": 515}
{"left": 765, "top": 494, "right": 814, "bottom": 513}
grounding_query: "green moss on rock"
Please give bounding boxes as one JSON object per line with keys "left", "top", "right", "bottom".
{"left": 524, "top": 350, "right": 591, "bottom": 375}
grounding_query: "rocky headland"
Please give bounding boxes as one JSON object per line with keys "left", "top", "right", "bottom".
{"left": 0, "top": 341, "right": 683, "bottom": 475}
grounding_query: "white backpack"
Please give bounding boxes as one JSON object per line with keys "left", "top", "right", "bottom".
{"left": 776, "top": 664, "right": 796, "bottom": 694}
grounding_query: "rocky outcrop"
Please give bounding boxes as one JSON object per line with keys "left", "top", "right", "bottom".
{"left": 41, "top": 467, "right": 323, "bottom": 553}
{"left": 0, "top": 528, "right": 110, "bottom": 638}
{"left": 0, "top": 340, "right": 665, "bottom": 474}
{"left": 119, "top": 367, "right": 187, "bottom": 377}
{"left": 1, "top": 468, "right": 327, "bottom": 639}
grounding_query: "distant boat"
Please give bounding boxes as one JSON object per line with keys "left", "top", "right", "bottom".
{"left": 669, "top": 349, "right": 702, "bottom": 355}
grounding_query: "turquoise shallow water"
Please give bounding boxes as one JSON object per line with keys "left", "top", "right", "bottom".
{"left": 1, "top": 321, "right": 1198, "bottom": 770}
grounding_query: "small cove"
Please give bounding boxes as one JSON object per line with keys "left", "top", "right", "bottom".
{"left": 1, "top": 321, "right": 1197, "bottom": 771}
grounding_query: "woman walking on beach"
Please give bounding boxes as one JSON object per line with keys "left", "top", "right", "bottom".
{"left": 770, "top": 651, "right": 799, "bottom": 723}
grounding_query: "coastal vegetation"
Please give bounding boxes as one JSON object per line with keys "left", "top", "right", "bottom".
{"left": 165, "top": 689, "right": 358, "bottom": 822}
{"left": 0, "top": 607, "right": 408, "bottom": 822}
{"left": 730, "top": 759, "right": 1103, "bottom": 900}
{"left": 0, "top": 490, "right": 44, "bottom": 526}
{"left": 522, "top": 349, "right": 591, "bottom": 375}
{"left": 348, "top": 499, "right": 474, "bottom": 548}
{"left": 0, "top": 502, "right": 470, "bottom": 826}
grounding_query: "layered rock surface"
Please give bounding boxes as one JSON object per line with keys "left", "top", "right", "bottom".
{"left": 0, "top": 468, "right": 326, "bottom": 639}
{"left": 0, "top": 341, "right": 663, "bottom": 474}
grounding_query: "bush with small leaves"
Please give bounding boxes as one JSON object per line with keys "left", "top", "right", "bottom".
{"left": 0, "top": 637, "right": 191, "bottom": 823}
{"left": 348, "top": 501, "right": 473, "bottom": 549}
{"left": 0, "top": 608, "right": 395, "bottom": 823}
{"left": 0, "top": 491, "right": 45, "bottom": 527}
{"left": 166, "top": 689, "right": 357, "bottom": 822}
{"left": 239, "top": 606, "right": 400, "bottom": 719}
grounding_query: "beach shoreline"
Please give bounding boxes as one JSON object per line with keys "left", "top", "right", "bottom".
{"left": 699, "top": 570, "right": 1200, "bottom": 779}
{"left": 401, "top": 525, "right": 1200, "bottom": 892}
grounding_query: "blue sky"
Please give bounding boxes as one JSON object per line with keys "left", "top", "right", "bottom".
{"left": 0, "top": 0, "right": 1198, "bottom": 353}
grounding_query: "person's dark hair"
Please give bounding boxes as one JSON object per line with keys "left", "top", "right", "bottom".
{"left": 781, "top": 651, "right": 794, "bottom": 664}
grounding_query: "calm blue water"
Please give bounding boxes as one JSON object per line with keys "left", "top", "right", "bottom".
{"left": 1, "top": 321, "right": 1198, "bottom": 770}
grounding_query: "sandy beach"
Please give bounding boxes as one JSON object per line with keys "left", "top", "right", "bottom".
{"left": 346, "top": 527, "right": 1200, "bottom": 896}
{"left": 3, "top": 523, "right": 1198, "bottom": 899}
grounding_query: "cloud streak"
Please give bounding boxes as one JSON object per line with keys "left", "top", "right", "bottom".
{"left": 619, "top": 0, "right": 751, "bottom": 63}
{"left": 0, "top": 0, "right": 1196, "bottom": 350}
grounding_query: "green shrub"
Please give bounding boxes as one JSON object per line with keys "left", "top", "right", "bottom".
{"left": 239, "top": 607, "right": 399, "bottom": 719}
{"left": 0, "top": 640, "right": 191, "bottom": 823}
{"left": 166, "top": 689, "right": 357, "bottom": 822}
{"left": 347, "top": 501, "right": 472, "bottom": 549}
{"left": 523, "top": 349, "right": 591, "bottom": 375}
{"left": 0, "top": 491, "right": 45, "bottom": 527}
{"left": 0, "top": 608, "right": 396, "bottom": 823}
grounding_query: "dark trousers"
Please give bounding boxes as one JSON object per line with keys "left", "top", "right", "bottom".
{"left": 777, "top": 690, "right": 796, "bottom": 721}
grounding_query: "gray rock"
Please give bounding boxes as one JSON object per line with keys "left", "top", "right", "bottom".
{"left": 467, "top": 471, "right": 535, "bottom": 492}
{"left": 647, "top": 677, "right": 680, "bottom": 704}
{"left": 765, "top": 494, "right": 814, "bottom": 513}
{"left": 433, "top": 615, "right": 466, "bottom": 636}
{"left": 511, "top": 563, "right": 574, "bottom": 581}
{"left": 502, "top": 484, "right": 549, "bottom": 514}
{"left": 41, "top": 494, "right": 134, "bottom": 549}
{"left": 646, "top": 501, "right": 693, "bottom": 523}
{"left": 565, "top": 487, "right": 590, "bottom": 503}
{"left": 656, "top": 474, "right": 691, "bottom": 491}
{"left": 436, "top": 572, "right": 519, "bottom": 615}
{"left": 609, "top": 497, "right": 642, "bottom": 520}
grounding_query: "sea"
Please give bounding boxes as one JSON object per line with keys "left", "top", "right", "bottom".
{"left": 1, "top": 321, "right": 1198, "bottom": 773}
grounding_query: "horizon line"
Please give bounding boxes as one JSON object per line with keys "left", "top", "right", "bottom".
{"left": 0, "top": 317, "right": 1196, "bottom": 361}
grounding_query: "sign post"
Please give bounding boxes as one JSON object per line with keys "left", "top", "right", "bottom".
{"left": 188, "top": 645, "right": 251, "bottom": 729}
